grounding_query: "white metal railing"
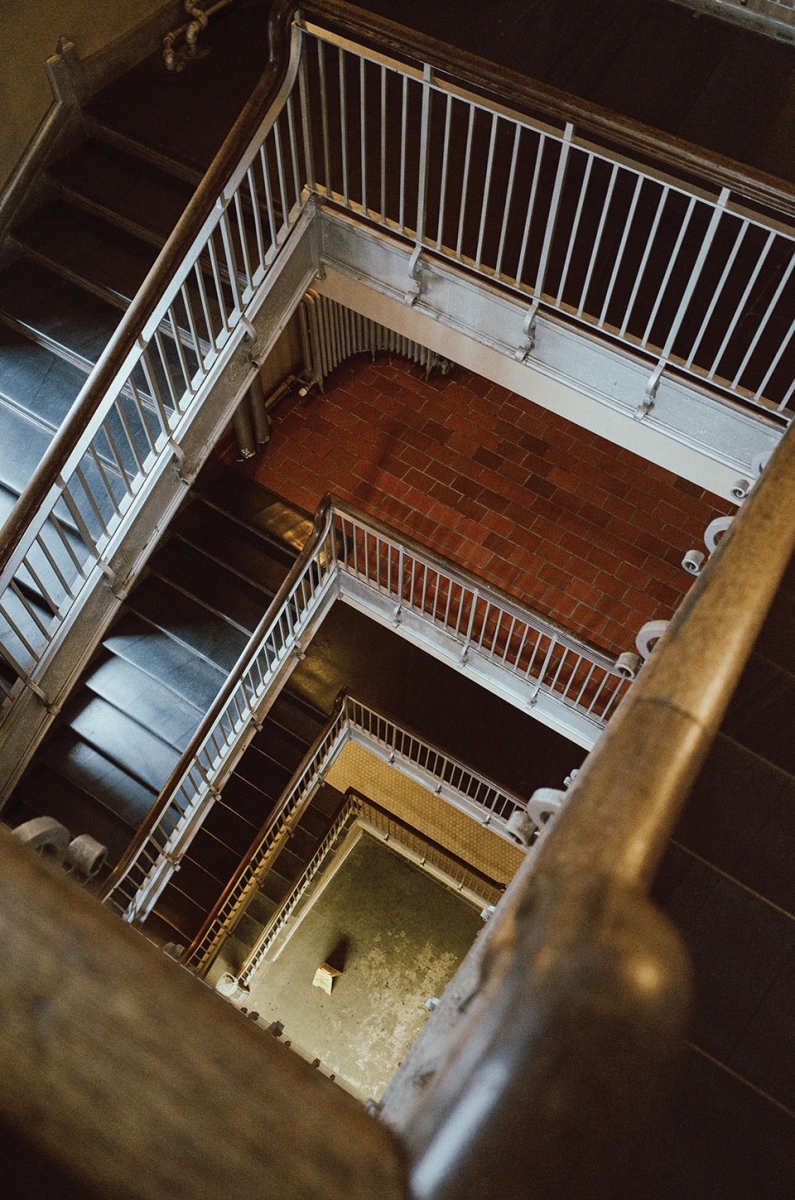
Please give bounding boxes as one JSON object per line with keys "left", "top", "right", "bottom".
{"left": 671, "top": 0, "right": 795, "bottom": 38}
{"left": 298, "top": 18, "right": 795, "bottom": 418}
{"left": 103, "top": 495, "right": 621, "bottom": 926}
{"left": 185, "top": 691, "right": 524, "bottom": 975}
{"left": 236, "top": 790, "right": 505, "bottom": 987}
{"left": 0, "top": 21, "right": 308, "bottom": 711}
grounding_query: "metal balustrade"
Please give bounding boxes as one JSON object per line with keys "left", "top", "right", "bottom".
{"left": 298, "top": 17, "right": 795, "bottom": 418}
{"left": 103, "top": 495, "right": 623, "bottom": 926}
{"left": 236, "top": 790, "right": 505, "bottom": 988}
{"left": 185, "top": 692, "right": 526, "bottom": 976}
{"left": 0, "top": 17, "right": 308, "bottom": 713}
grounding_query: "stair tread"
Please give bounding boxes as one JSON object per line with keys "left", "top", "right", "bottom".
{"left": 152, "top": 883, "right": 206, "bottom": 941}
{"left": 266, "top": 689, "right": 327, "bottom": 746}
{"left": 678, "top": 731, "right": 795, "bottom": 917}
{"left": 653, "top": 842, "right": 795, "bottom": 1111}
{"left": 45, "top": 729, "right": 157, "bottom": 828}
{"left": 721, "top": 651, "right": 795, "bottom": 777}
{"left": 49, "top": 139, "right": 194, "bottom": 242}
{"left": 0, "top": 258, "right": 120, "bottom": 366}
{"left": 166, "top": 855, "right": 223, "bottom": 913}
{"left": 149, "top": 537, "right": 273, "bottom": 633}
{"left": 14, "top": 200, "right": 158, "bottom": 305}
{"left": 631, "top": 1044, "right": 795, "bottom": 1200}
{"left": 103, "top": 611, "right": 226, "bottom": 711}
{"left": 183, "top": 826, "right": 240, "bottom": 883}
{"left": 176, "top": 499, "right": 295, "bottom": 594}
{"left": 126, "top": 575, "right": 248, "bottom": 671}
{"left": 199, "top": 801, "right": 257, "bottom": 858}
{"left": 248, "top": 719, "right": 309, "bottom": 772}
{"left": 217, "top": 772, "right": 278, "bottom": 828}
{"left": 65, "top": 694, "right": 180, "bottom": 792}
{"left": 84, "top": 653, "right": 203, "bottom": 753}
{"left": 233, "top": 748, "right": 292, "bottom": 800}
{"left": 10, "top": 763, "right": 133, "bottom": 867}
{"left": 195, "top": 464, "right": 312, "bottom": 554}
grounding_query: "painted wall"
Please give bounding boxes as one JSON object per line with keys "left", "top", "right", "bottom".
{"left": 0, "top": 0, "right": 172, "bottom": 190}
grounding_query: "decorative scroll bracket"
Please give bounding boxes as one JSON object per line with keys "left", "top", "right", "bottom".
{"left": 515, "top": 302, "right": 539, "bottom": 363}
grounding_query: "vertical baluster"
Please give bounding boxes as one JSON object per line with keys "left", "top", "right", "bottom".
{"left": 219, "top": 207, "right": 243, "bottom": 315}
{"left": 338, "top": 46, "right": 350, "bottom": 207}
{"left": 685, "top": 217, "right": 749, "bottom": 370}
{"left": 455, "top": 104, "right": 475, "bottom": 260}
{"left": 640, "top": 195, "right": 698, "bottom": 349}
{"left": 167, "top": 303, "right": 194, "bottom": 401}
{"left": 206, "top": 231, "right": 231, "bottom": 334}
{"left": 475, "top": 111, "right": 499, "bottom": 270}
{"left": 576, "top": 158, "right": 618, "bottom": 319}
{"left": 359, "top": 55, "right": 368, "bottom": 216}
{"left": 317, "top": 39, "right": 332, "bottom": 196}
{"left": 233, "top": 190, "right": 254, "bottom": 294}
{"left": 436, "top": 93, "right": 454, "bottom": 251}
{"left": 191, "top": 260, "right": 217, "bottom": 350}
{"left": 399, "top": 74, "right": 409, "bottom": 233}
{"left": 515, "top": 132, "right": 547, "bottom": 287}
{"left": 732, "top": 245, "right": 795, "bottom": 394}
{"left": 380, "top": 64, "right": 387, "bottom": 224}
{"left": 618, "top": 184, "right": 670, "bottom": 339}
{"left": 286, "top": 90, "right": 302, "bottom": 211}
{"left": 272, "top": 118, "right": 290, "bottom": 235}
{"left": 246, "top": 166, "right": 267, "bottom": 275}
{"left": 495, "top": 121, "right": 522, "bottom": 278}
{"left": 298, "top": 37, "right": 317, "bottom": 191}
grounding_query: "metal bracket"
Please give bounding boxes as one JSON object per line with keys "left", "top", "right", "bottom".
{"left": 460, "top": 643, "right": 470, "bottom": 665}
{"left": 168, "top": 438, "right": 189, "bottom": 485}
{"left": 392, "top": 602, "right": 403, "bottom": 627}
{"left": 241, "top": 316, "right": 257, "bottom": 342}
{"left": 515, "top": 302, "right": 539, "bottom": 363}
{"left": 638, "top": 360, "right": 665, "bottom": 418}
{"left": 250, "top": 716, "right": 264, "bottom": 733}
{"left": 405, "top": 244, "right": 424, "bottom": 306}
{"left": 292, "top": 643, "right": 306, "bottom": 661}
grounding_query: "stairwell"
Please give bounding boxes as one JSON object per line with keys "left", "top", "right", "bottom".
{"left": 2, "top": 3, "right": 795, "bottom": 1196}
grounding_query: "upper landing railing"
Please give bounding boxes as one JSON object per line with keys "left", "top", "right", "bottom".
{"left": 3, "top": 0, "right": 795, "bottom": 732}
{"left": 103, "top": 496, "right": 622, "bottom": 922}
{"left": 299, "top": 1, "right": 795, "bottom": 419}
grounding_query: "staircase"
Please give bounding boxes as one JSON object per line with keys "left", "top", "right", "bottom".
{"left": 2, "top": 465, "right": 310, "bottom": 883}
{"left": 643, "top": 563, "right": 795, "bottom": 1196}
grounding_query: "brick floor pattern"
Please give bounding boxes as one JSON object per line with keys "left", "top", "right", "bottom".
{"left": 237, "top": 354, "right": 731, "bottom": 657}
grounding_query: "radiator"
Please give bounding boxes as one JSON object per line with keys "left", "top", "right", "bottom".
{"left": 298, "top": 289, "right": 449, "bottom": 388}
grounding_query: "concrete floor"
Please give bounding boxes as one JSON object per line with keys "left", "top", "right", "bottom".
{"left": 245, "top": 828, "right": 484, "bottom": 1100}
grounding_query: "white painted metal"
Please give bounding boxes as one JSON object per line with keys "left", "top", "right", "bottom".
{"left": 105, "top": 499, "right": 626, "bottom": 926}
{"left": 299, "top": 19, "right": 795, "bottom": 420}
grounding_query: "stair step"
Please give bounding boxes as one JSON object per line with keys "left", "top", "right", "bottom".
{"left": 295, "top": 805, "right": 331, "bottom": 842}
{"left": 0, "top": 575, "right": 54, "bottom": 666}
{"left": 183, "top": 826, "right": 241, "bottom": 883}
{"left": 45, "top": 729, "right": 157, "bottom": 828}
{"left": 49, "top": 139, "right": 195, "bottom": 245}
{"left": 126, "top": 575, "right": 248, "bottom": 671}
{"left": 138, "top": 908, "right": 184, "bottom": 949}
{"left": 249, "top": 720, "right": 309, "bottom": 774}
{"left": 652, "top": 843, "right": 795, "bottom": 1112}
{"left": 103, "top": 611, "right": 226, "bottom": 712}
{"left": 259, "top": 867, "right": 293, "bottom": 905}
{"left": 169, "top": 855, "right": 223, "bottom": 912}
{"left": 84, "top": 653, "right": 203, "bottom": 753}
{"left": 233, "top": 746, "right": 292, "bottom": 802}
{"left": 148, "top": 538, "right": 273, "bottom": 633}
{"left": 65, "top": 694, "right": 180, "bottom": 792}
{"left": 153, "top": 883, "right": 206, "bottom": 942}
{"left": 312, "top": 781, "right": 346, "bottom": 818}
{"left": 176, "top": 498, "right": 296, "bottom": 594}
{"left": 0, "top": 384, "right": 56, "bottom": 492}
{"left": 0, "top": 258, "right": 120, "bottom": 367}
{"left": 13, "top": 199, "right": 158, "bottom": 307}
{"left": 247, "top": 888, "right": 278, "bottom": 927}
{"left": 721, "top": 652, "right": 795, "bottom": 777}
{"left": 266, "top": 689, "right": 327, "bottom": 746}
{"left": 195, "top": 464, "right": 313, "bottom": 554}
{"left": 200, "top": 799, "right": 257, "bottom": 858}
{"left": 285, "top": 824, "right": 321, "bottom": 862}
{"left": 677, "top": 732, "right": 795, "bottom": 917}
{"left": 10, "top": 763, "right": 133, "bottom": 867}
{"left": 638, "top": 1045, "right": 795, "bottom": 1200}
{"left": 233, "top": 911, "right": 266, "bottom": 950}
{"left": 218, "top": 773, "right": 277, "bottom": 828}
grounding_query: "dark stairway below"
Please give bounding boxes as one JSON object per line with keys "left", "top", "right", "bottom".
{"left": 3, "top": 465, "right": 307, "bottom": 885}
{"left": 636, "top": 561, "right": 795, "bottom": 1196}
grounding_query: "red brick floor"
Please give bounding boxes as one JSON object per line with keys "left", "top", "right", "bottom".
{"left": 233, "top": 355, "right": 731, "bottom": 656}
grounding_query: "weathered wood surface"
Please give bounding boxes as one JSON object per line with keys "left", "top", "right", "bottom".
{"left": 0, "top": 827, "right": 407, "bottom": 1200}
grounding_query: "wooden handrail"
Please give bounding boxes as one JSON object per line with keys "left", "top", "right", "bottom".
{"left": 305, "top": 0, "right": 795, "bottom": 218}
{"left": 384, "top": 417, "right": 795, "bottom": 1199}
